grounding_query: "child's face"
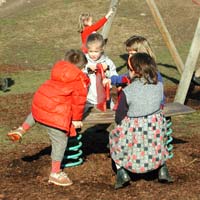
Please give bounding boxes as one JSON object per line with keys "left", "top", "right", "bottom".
{"left": 127, "top": 49, "right": 137, "bottom": 58}
{"left": 128, "top": 69, "right": 135, "bottom": 79}
{"left": 84, "top": 17, "right": 93, "bottom": 26}
{"left": 87, "top": 42, "right": 103, "bottom": 61}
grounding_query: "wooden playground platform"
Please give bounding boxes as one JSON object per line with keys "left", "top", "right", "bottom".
{"left": 83, "top": 102, "right": 195, "bottom": 125}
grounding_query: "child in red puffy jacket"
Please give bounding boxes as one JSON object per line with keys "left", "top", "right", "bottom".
{"left": 7, "top": 49, "right": 90, "bottom": 187}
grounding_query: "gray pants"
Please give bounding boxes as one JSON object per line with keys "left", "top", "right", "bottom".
{"left": 45, "top": 126, "right": 68, "bottom": 162}
{"left": 24, "top": 102, "right": 98, "bottom": 161}
{"left": 24, "top": 113, "right": 68, "bottom": 162}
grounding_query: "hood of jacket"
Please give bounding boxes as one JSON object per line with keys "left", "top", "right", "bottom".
{"left": 51, "top": 60, "right": 83, "bottom": 83}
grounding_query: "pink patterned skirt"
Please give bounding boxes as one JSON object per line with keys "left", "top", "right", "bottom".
{"left": 109, "top": 112, "right": 169, "bottom": 173}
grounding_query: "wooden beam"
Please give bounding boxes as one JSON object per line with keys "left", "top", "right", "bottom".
{"left": 146, "top": 0, "right": 184, "bottom": 74}
{"left": 101, "top": 0, "right": 119, "bottom": 41}
{"left": 83, "top": 103, "right": 195, "bottom": 125}
{"left": 174, "top": 18, "right": 200, "bottom": 104}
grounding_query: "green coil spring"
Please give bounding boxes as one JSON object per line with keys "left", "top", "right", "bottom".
{"left": 166, "top": 117, "right": 174, "bottom": 159}
{"left": 62, "top": 134, "right": 83, "bottom": 168}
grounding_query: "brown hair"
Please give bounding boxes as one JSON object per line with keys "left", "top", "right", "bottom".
{"left": 128, "top": 52, "right": 158, "bottom": 84}
{"left": 125, "top": 35, "right": 156, "bottom": 60}
{"left": 86, "top": 33, "right": 105, "bottom": 49}
{"left": 64, "top": 49, "right": 87, "bottom": 69}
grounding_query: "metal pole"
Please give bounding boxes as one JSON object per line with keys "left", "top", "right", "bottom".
{"left": 101, "top": 0, "right": 119, "bottom": 42}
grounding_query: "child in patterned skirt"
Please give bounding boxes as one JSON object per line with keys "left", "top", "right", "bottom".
{"left": 109, "top": 52, "right": 172, "bottom": 189}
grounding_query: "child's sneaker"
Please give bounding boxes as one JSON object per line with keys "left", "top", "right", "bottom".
{"left": 48, "top": 171, "right": 73, "bottom": 186}
{"left": 7, "top": 126, "right": 25, "bottom": 142}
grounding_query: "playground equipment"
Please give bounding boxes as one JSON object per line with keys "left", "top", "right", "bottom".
{"left": 62, "top": 103, "right": 195, "bottom": 168}
{"left": 174, "top": 18, "right": 200, "bottom": 103}
{"left": 63, "top": 0, "right": 198, "bottom": 167}
{"left": 146, "top": 0, "right": 200, "bottom": 104}
{"left": 166, "top": 118, "right": 174, "bottom": 159}
{"left": 62, "top": 134, "right": 83, "bottom": 168}
{"left": 103, "top": 0, "right": 200, "bottom": 104}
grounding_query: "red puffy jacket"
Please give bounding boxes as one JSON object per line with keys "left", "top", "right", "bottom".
{"left": 31, "top": 61, "right": 90, "bottom": 136}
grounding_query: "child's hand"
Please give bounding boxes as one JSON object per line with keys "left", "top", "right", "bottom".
{"left": 102, "top": 63, "right": 108, "bottom": 71}
{"left": 88, "top": 65, "right": 96, "bottom": 72}
{"left": 72, "top": 121, "right": 83, "bottom": 129}
{"left": 102, "top": 78, "right": 111, "bottom": 87}
{"left": 105, "top": 7, "right": 115, "bottom": 19}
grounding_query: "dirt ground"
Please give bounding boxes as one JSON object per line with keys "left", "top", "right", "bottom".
{"left": 0, "top": 67, "right": 200, "bottom": 200}
{"left": 1, "top": 0, "right": 200, "bottom": 199}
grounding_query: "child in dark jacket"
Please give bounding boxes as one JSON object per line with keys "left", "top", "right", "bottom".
{"left": 7, "top": 49, "right": 90, "bottom": 187}
{"left": 110, "top": 53, "right": 172, "bottom": 189}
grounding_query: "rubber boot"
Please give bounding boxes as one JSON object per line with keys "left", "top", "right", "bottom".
{"left": 114, "top": 167, "right": 131, "bottom": 189}
{"left": 158, "top": 164, "right": 173, "bottom": 183}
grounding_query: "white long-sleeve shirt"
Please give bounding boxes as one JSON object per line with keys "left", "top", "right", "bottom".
{"left": 84, "top": 54, "right": 118, "bottom": 104}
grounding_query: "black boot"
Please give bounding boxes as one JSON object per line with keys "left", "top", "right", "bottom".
{"left": 158, "top": 164, "right": 173, "bottom": 183}
{"left": 114, "top": 167, "right": 131, "bottom": 189}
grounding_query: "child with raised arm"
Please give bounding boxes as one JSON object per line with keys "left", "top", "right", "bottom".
{"left": 7, "top": 49, "right": 90, "bottom": 187}
{"left": 110, "top": 53, "right": 172, "bottom": 190}
{"left": 78, "top": 7, "right": 114, "bottom": 53}
{"left": 83, "top": 32, "right": 118, "bottom": 112}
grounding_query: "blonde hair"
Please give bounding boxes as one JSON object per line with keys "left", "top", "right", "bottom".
{"left": 78, "top": 13, "right": 91, "bottom": 33}
{"left": 125, "top": 35, "right": 156, "bottom": 60}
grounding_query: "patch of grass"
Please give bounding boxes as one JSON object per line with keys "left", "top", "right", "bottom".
{"left": 0, "top": 0, "right": 80, "bottom": 67}
{"left": 0, "top": 124, "right": 50, "bottom": 153}
{"left": 0, "top": 18, "right": 17, "bottom": 25}
{"left": 172, "top": 111, "right": 200, "bottom": 137}
{"left": 0, "top": 70, "right": 50, "bottom": 95}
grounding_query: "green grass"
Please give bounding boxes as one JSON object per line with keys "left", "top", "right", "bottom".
{"left": 172, "top": 111, "right": 200, "bottom": 137}
{"left": 0, "top": 70, "right": 50, "bottom": 95}
{"left": 0, "top": 0, "right": 79, "bottom": 67}
{"left": 0, "top": 125, "right": 50, "bottom": 153}
{"left": 1, "top": 0, "right": 194, "bottom": 70}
